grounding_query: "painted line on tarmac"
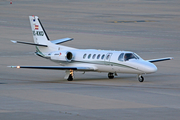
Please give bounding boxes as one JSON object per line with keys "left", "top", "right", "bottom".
{"left": 108, "top": 20, "right": 157, "bottom": 23}
{"left": 1, "top": 22, "right": 179, "bottom": 39}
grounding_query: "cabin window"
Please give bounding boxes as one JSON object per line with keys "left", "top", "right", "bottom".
{"left": 88, "top": 54, "right": 91, "bottom": 59}
{"left": 118, "top": 53, "right": 124, "bottom": 61}
{"left": 83, "top": 54, "right": 87, "bottom": 59}
{"left": 101, "top": 54, "right": 105, "bottom": 60}
{"left": 97, "top": 54, "right": 100, "bottom": 59}
{"left": 92, "top": 54, "right": 96, "bottom": 59}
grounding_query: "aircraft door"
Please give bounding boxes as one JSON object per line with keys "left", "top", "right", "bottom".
{"left": 104, "top": 53, "right": 112, "bottom": 65}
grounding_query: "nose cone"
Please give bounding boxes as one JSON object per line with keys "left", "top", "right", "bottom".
{"left": 143, "top": 62, "right": 157, "bottom": 73}
{"left": 132, "top": 60, "right": 157, "bottom": 74}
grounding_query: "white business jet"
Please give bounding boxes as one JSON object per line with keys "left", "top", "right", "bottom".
{"left": 9, "top": 16, "right": 173, "bottom": 82}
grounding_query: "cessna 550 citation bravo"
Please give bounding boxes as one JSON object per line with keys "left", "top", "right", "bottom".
{"left": 9, "top": 16, "right": 173, "bottom": 82}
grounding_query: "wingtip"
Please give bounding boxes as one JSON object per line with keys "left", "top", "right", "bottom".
{"left": 11, "top": 40, "right": 17, "bottom": 43}
{"left": 7, "top": 66, "right": 14, "bottom": 68}
{"left": 7, "top": 66, "right": 20, "bottom": 68}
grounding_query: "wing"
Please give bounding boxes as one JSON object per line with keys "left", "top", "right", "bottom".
{"left": 50, "top": 38, "right": 73, "bottom": 44}
{"left": 11, "top": 40, "right": 48, "bottom": 47}
{"left": 147, "top": 57, "right": 173, "bottom": 63}
{"left": 8, "top": 66, "right": 96, "bottom": 71}
{"left": 11, "top": 37, "right": 73, "bottom": 46}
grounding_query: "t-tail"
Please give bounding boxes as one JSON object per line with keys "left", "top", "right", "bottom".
{"left": 29, "top": 16, "right": 50, "bottom": 45}
{"left": 11, "top": 16, "right": 75, "bottom": 58}
{"left": 29, "top": 16, "right": 57, "bottom": 57}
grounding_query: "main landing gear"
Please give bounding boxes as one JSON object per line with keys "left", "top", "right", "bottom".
{"left": 108, "top": 72, "right": 114, "bottom": 79}
{"left": 65, "top": 69, "right": 74, "bottom": 81}
{"left": 137, "top": 74, "right": 144, "bottom": 82}
{"left": 67, "top": 73, "right": 73, "bottom": 81}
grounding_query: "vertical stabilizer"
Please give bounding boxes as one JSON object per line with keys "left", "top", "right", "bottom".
{"left": 29, "top": 16, "right": 58, "bottom": 54}
{"left": 29, "top": 16, "right": 75, "bottom": 56}
{"left": 29, "top": 16, "right": 49, "bottom": 44}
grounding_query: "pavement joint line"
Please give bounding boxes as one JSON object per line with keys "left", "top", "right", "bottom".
{"left": 108, "top": 20, "right": 157, "bottom": 23}
{"left": 1, "top": 23, "right": 179, "bottom": 38}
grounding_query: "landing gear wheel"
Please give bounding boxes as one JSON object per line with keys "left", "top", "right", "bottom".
{"left": 67, "top": 74, "right": 73, "bottom": 81}
{"left": 66, "top": 69, "right": 74, "bottom": 81}
{"left": 108, "top": 73, "right": 114, "bottom": 79}
{"left": 138, "top": 75, "right": 144, "bottom": 82}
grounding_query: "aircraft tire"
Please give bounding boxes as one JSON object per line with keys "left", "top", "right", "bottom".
{"left": 108, "top": 73, "right": 114, "bottom": 79}
{"left": 67, "top": 74, "right": 73, "bottom": 81}
{"left": 138, "top": 75, "right": 144, "bottom": 82}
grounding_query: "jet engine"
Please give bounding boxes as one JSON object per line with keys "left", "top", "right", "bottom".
{"left": 65, "top": 51, "right": 74, "bottom": 62}
{"left": 50, "top": 51, "right": 74, "bottom": 62}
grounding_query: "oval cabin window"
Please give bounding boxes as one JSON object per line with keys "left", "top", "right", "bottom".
{"left": 83, "top": 54, "right": 87, "bottom": 59}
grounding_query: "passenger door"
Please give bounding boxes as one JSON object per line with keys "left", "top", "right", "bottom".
{"left": 104, "top": 53, "right": 113, "bottom": 65}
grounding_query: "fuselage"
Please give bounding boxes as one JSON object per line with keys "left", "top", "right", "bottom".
{"left": 49, "top": 49, "right": 157, "bottom": 74}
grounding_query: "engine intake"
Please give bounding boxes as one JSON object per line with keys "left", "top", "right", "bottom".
{"left": 66, "top": 52, "right": 74, "bottom": 61}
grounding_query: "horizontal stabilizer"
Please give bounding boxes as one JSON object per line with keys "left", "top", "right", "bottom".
{"left": 51, "top": 38, "right": 73, "bottom": 44}
{"left": 8, "top": 66, "right": 96, "bottom": 71}
{"left": 147, "top": 57, "right": 173, "bottom": 63}
{"left": 11, "top": 40, "right": 48, "bottom": 47}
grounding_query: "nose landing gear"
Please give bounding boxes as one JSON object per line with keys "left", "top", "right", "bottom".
{"left": 137, "top": 74, "right": 144, "bottom": 82}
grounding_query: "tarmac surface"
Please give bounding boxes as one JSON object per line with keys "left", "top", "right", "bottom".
{"left": 0, "top": 0, "right": 180, "bottom": 120}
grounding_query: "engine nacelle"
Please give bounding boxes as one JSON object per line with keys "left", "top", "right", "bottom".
{"left": 66, "top": 51, "right": 74, "bottom": 62}
{"left": 50, "top": 51, "right": 74, "bottom": 62}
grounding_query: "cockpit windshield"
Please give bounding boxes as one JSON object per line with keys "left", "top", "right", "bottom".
{"left": 124, "top": 53, "right": 139, "bottom": 61}
{"left": 118, "top": 52, "right": 140, "bottom": 62}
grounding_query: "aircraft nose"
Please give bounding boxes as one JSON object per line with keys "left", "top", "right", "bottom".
{"left": 133, "top": 60, "right": 157, "bottom": 74}
{"left": 143, "top": 62, "right": 157, "bottom": 73}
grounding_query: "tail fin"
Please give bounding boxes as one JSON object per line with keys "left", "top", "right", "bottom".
{"left": 29, "top": 16, "right": 59, "bottom": 55}
{"left": 29, "top": 16, "right": 50, "bottom": 45}
{"left": 29, "top": 16, "right": 75, "bottom": 54}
